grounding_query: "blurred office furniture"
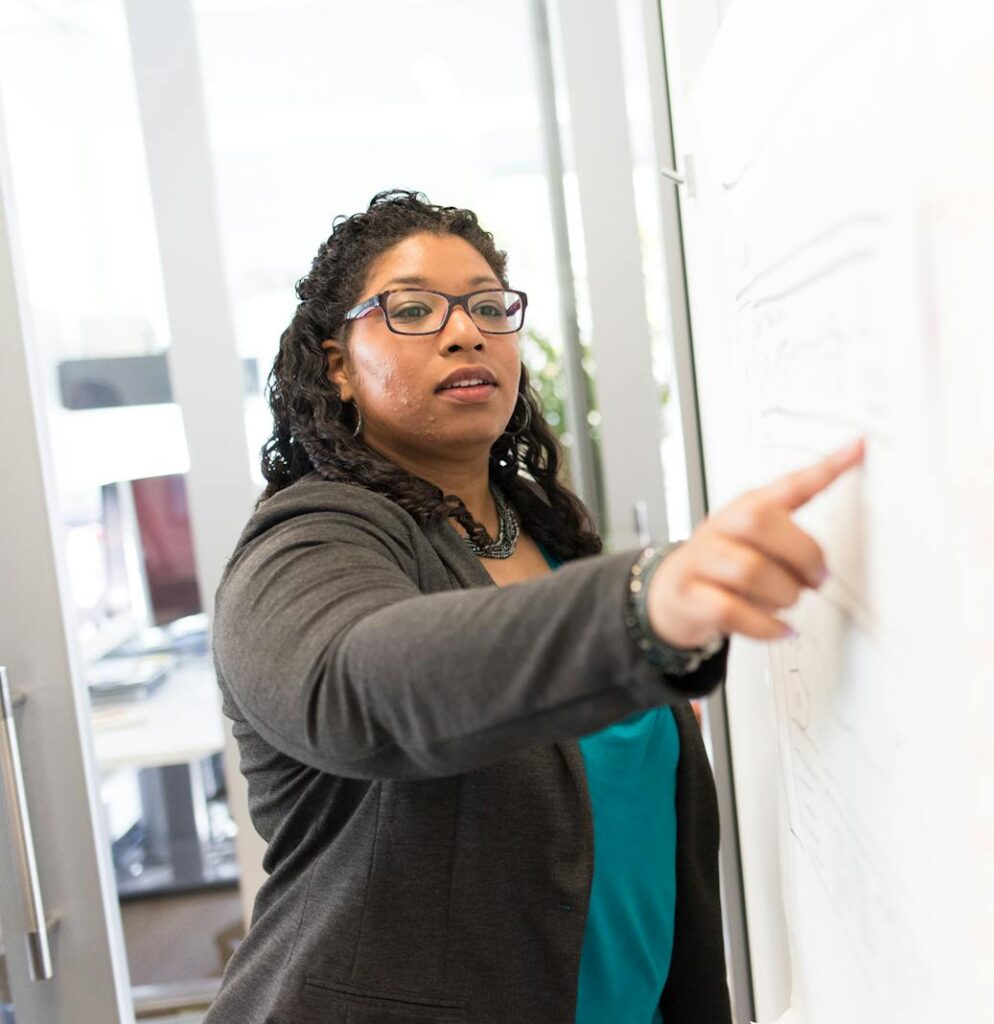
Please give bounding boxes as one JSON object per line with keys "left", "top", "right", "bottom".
{"left": 63, "top": 472, "right": 239, "bottom": 899}
{"left": 90, "top": 616, "right": 238, "bottom": 899}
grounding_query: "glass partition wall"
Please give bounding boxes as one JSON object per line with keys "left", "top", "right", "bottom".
{"left": 0, "top": 2, "right": 243, "bottom": 1017}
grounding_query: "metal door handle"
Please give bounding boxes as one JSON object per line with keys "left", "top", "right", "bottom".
{"left": 0, "top": 666, "right": 53, "bottom": 981}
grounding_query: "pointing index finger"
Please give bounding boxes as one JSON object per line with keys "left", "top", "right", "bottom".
{"left": 765, "top": 438, "right": 866, "bottom": 511}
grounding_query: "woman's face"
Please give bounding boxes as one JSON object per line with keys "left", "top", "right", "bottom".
{"left": 323, "top": 232, "right": 521, "bottom": 466}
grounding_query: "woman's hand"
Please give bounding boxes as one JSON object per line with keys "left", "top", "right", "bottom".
{"left": 646, "top": 438, "right": 866, "bottom": 649}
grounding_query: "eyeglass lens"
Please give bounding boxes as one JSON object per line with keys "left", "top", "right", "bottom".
{"left": 384, "top": 290, "right": 524, "bottom": 334}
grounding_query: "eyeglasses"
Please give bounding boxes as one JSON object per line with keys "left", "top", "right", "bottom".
{"left": 343, "top": 288, "right": 528, "bottom": 336}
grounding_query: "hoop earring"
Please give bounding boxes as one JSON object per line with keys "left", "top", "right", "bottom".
{"left": 349, "top": 400, "right": 363, "bottom": 438}
{"left": 507, "top": 393, "right": 531, "bottom": 438}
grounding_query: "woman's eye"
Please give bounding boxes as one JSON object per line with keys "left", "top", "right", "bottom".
{"left": 473, "top": 303, "right": 505, "bottom": 318}
{"left": 393, "top": 304, "right": 431, "bottom": 320}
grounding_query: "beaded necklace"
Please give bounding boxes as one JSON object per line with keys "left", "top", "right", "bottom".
{"left": 462, "top": 483, "right": 520, "bottom": 559}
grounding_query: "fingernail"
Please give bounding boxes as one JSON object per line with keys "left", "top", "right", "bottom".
{"left": 815, "top": 567, "right": 830, "bottom": 586}
{"left": 780, "top": 623, "right": 798, "bottom": 639}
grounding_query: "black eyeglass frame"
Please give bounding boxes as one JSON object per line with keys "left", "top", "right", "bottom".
{"left": 343, "top": 288, "right": 529, "bottom": 336}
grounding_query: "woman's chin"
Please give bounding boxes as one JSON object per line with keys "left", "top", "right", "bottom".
{"left": 439, "top": 408, "right": 515, "bottom": 442}
{"left": 369, "top": 411, "right": 516, "bottom": 460}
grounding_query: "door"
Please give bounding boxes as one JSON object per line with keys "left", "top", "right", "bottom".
{"left": 0, "top": 94, "right": 134, "bottom": 1023}
{"left": 0, "top": 1, "right": 262, "bottom": 1020}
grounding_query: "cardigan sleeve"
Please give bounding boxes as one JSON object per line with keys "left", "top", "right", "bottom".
{"left": 213, "top": 486, "right": 728, "bottom": 780}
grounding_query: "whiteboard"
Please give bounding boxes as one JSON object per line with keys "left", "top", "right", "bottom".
{"left": 676, "top": 0, "right": 994, "bottom": 1021}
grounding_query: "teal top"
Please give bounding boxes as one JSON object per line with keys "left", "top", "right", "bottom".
{"left": 537, "top": 544, "right": 680, "bottom": 1024}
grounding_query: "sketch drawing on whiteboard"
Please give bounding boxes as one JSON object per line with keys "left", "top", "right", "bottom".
{"left": 678, "top": 0, "right": 992, "bottom": 1021}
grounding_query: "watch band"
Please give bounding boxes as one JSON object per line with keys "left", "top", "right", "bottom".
{"left": 624, "top": 543, "right": 726, "bottom": 676}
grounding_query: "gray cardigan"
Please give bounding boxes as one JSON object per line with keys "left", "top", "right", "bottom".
{"left": 205, "top": 474, "right": 732, "bottom": 1024}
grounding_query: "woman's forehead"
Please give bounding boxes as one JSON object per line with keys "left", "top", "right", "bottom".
{"left": 365, "top": 232, "right": 501, "bottom": 294}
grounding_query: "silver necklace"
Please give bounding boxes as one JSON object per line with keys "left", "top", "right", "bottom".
{"left": 464, "top": 483, "right": 520, "bottom": 559}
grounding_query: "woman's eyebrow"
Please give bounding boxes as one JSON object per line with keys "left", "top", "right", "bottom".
{"left": 380, "top": 274, "right": 502, "bottom": 289}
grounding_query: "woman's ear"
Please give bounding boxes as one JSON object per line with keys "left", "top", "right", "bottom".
{"left": 321, "top": 338, "right": 352, "bottom": 400}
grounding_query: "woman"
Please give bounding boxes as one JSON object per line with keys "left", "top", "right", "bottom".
{"left": 206, "top": 190, "right": 863, "bottom": 1024}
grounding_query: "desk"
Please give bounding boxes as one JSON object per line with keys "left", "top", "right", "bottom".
{"left": 91, "top": 657, "right": 224, "bottom": 771}
{"left": 90, "top": 656, "right": 237, "bottom": 898}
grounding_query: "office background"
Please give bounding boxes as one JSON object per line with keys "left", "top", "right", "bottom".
{"left": 0, "top": 1, "right": 733, "bottom": 1022}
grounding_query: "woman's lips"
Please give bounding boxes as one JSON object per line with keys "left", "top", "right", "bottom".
{"left": 437, "top": 383, "right": 497, "bottom": 403}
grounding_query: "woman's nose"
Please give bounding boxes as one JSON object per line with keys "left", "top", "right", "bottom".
{"left": 438, "top": 306, "right": 485, "bottom": 349}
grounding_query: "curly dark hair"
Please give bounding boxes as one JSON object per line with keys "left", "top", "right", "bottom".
{"left": 260, "top": 189, "right": 602, "bottom": 562}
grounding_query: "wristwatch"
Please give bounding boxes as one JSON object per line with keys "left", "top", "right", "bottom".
{"left": 624, "top": 543, "right": 726, "bottom": 675}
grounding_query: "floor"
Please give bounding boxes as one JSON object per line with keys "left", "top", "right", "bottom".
{"left": 121, "top": 886, "right": 243, "bottom": 986}
{"left": 121, "top": 885, "right": 243, "bottom": 1019}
